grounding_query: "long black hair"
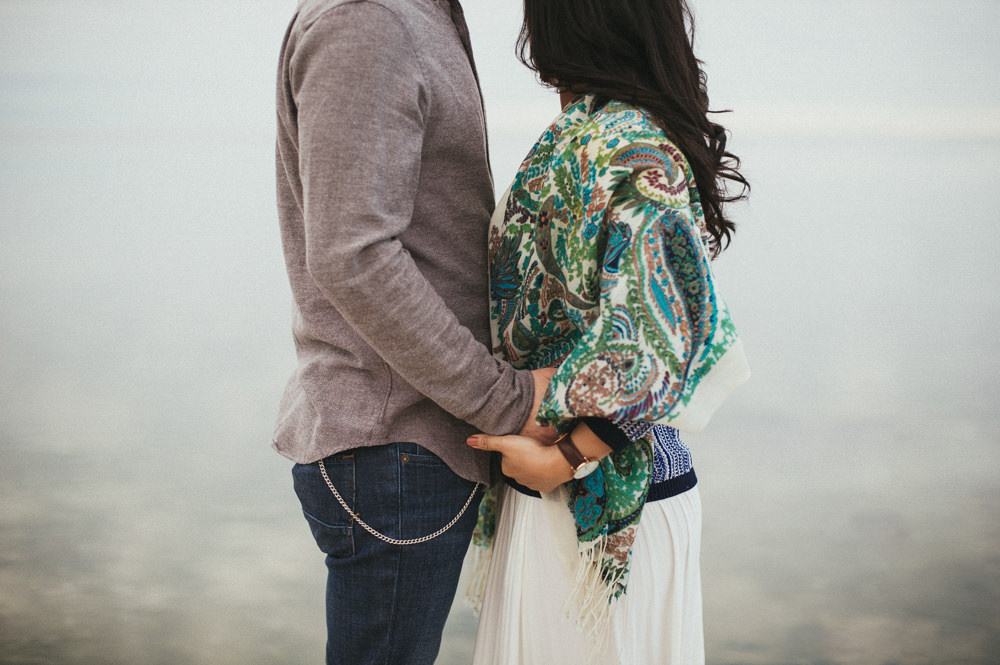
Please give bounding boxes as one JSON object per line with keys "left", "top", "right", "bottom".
{"left": 518, "top": 0, "right": 748, "bottom": 254}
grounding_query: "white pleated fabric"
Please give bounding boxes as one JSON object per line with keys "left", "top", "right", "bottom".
{"left": 471, "top": 483, "right": 704, "bottom": 665}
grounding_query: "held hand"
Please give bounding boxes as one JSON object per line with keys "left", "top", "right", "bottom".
{"left": 467, "top": 433, "right": 573, "bottom": 493}
{"left": 518, "top": 368, "right": 559, "bottom": 445}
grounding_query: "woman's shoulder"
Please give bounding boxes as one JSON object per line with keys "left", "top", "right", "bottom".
{"left": 571, "top": 97, "right": 691, "bottom": 177}
{"left": 589, "top": 99, "right": 663, "bottom": 139}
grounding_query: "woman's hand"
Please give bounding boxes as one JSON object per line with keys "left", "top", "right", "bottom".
{"left": 467, "top": 433, "right": 574, "bottom": 493}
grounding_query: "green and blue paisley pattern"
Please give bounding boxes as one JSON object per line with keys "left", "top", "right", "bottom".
{"left": 477, "top": 95, "right": 744, "bottom": 607}
{"left": 490, "top": 97, "right": 739, "bottom": 427}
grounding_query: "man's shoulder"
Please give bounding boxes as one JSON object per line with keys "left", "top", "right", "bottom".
{"left": 293, "top": 0, "right": 421, "bottom": 33}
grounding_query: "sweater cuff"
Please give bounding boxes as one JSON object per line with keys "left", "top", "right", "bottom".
{"left": 580, "top": 418, "right": 631, "bottom": 453}
{"left": 473, "top": 368, "right": 536, "bottom": 436}
{"left": 580, "top": 418, "right": 657, "bottom": 452}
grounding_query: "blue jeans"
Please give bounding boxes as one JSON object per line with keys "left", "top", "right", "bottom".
{"left": 293, "top": 443, "right": 482, "bottom": 665}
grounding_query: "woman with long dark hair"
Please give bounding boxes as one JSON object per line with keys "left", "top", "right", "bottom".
{"left": 464, "top": 0, "right": 750, "bottom": 662}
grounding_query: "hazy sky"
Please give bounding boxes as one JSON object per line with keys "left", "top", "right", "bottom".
{"left": 2, "top": 1, "right": 998, "bottom": 131}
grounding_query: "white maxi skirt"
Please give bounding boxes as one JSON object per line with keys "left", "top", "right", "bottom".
{"left": 472, "top": 482, "right": 705, "bottom": 665}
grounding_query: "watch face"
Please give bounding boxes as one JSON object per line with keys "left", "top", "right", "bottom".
{"left": 573, "top": 460, "right": 600, "bottom": 479}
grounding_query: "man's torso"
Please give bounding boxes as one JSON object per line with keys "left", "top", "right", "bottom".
{"left": 273, "top": 0, "right": 496, "bottom": 481}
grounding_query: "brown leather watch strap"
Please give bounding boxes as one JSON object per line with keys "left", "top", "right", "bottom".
{"left": 554, "top": 430, "right": 588, "bottom": 472}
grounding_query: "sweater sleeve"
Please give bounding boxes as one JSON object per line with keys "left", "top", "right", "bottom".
{"left": 290, "top": 5, "right": 533, "bottom": 435}
{"left": 536, "top": 140, "right": 747, "bottom": 432}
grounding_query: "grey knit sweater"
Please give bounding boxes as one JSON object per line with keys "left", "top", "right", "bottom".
{"left": 273, "top": 0, "right": 534, "bottom": 484}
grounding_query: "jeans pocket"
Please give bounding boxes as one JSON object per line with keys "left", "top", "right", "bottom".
{"left": 293, "top": 457, "right": 355, "bottom": 559}
{"left": 301, "top": 511, "right": 354, "bottom": 559}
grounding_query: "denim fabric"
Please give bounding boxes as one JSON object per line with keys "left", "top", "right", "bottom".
{"left": 293, "top": 442, "right": 483, "bottom": 665}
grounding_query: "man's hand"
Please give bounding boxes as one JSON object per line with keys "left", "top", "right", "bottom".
{"left": 518, "top": 368, "right": 559, "bottom": 444}
{"left": 467, "top": 433, "right": 573, "bottom": 493}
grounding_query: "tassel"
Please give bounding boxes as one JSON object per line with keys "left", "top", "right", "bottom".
{"left": 464, "top": 540, "right": 493, "bottom": 614}
{"left": 561, "top": 535, "right": 632, "bottom": 665}
{"left": 464, "top": 483, "right": 505, "bottom": 613}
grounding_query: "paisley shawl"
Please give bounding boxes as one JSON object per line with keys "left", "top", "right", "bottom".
{"left": 471, "top": 95, "right": 749, "bottom": 635}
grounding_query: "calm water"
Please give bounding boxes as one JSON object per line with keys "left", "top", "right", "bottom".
{"left": 2, "top": 1, "right": 999, "bottom": 664}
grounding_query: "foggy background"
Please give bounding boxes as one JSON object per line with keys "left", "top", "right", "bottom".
{"left": 1, "top": 0, "right": 998, "bottom": 663}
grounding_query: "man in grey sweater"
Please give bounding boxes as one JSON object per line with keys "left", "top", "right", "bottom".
{"left": 273, "top": 1, "right": 552, "bottom": 662}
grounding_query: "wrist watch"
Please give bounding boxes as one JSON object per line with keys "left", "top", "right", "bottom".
{"left": 554, "top": 431, "right": 600, "bottom": 479}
